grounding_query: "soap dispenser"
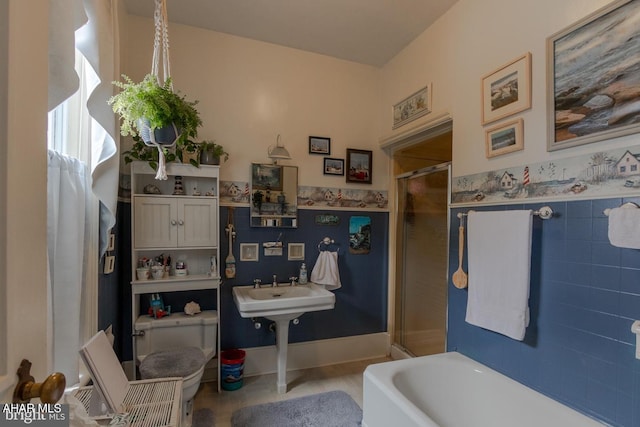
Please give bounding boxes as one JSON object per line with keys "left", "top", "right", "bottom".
{"left": 299, "top": 263, "right": 308, "bottom": 284}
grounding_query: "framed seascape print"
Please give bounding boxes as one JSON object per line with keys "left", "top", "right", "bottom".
{"left": 481, "top": 52, "right": 531, "bottom": 125}
{"left": 346, "top": 149, "right": 372, "bottom": 184}
{"left": 323, "top": 158, "right": 344, "bottom": 176}
{"left": 392, "top": 84, "right": 432, "bottom": 129}
{"left": 485, "top": 118, "right": 524, "bottom": 158}
{"left": 309, "top": 136, "right": 330, "bottom": 155}
{"left": 547, "top": 0, "right": 640, "bottom": 151}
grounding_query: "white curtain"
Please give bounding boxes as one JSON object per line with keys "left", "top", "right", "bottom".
{"left": 47, "top": 0, "right": 120, "bottom": 383}
{"left": 47, "top": 150, "right": 91, "bottom": 381}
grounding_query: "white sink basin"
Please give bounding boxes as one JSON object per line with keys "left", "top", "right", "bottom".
{"left": 232, "top": 282, "right": 335, "bottom": 319}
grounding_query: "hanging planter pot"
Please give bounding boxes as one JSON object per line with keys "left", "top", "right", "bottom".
{"left": 137, "top": 118, "right": 181, "bottom": 146}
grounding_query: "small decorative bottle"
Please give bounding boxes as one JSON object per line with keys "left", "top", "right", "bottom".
{"left": 299, "top": 263, "right": 308, "bottom": 284}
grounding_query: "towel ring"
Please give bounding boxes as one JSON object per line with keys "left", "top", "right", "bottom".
{"left": 317, "top": 237, "right": 338, "bottom": 252}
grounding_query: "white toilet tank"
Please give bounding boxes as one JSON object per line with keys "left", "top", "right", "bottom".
{"left": 135, "top": 310, "right": 217, "bottom": 362}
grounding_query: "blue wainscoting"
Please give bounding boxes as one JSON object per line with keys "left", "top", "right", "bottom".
{"left": 109, "top": 205, "right": 388, "bottom": 361}
{"left": 447, "top": 197, "right": 640, "bottom": 427}
{"left": 219, "top": 208, "right": 389, "bottom": 350}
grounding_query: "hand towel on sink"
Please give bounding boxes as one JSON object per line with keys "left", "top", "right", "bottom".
{"left": 607, "top": 205, "right": 640, "bottom": 249}
{"left": 465, "top": 210, "right": 533, "bottom": 341}
{"left": 310, "top": 251, "right": 341, "bottom": 291}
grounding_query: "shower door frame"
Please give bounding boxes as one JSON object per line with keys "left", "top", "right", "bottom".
{"left": 393, "top": 162, "right": 451, "bottom": 357}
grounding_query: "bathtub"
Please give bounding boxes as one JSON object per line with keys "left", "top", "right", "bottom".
{"left": 362, "top": 352, "right": 606, "bottom": 427}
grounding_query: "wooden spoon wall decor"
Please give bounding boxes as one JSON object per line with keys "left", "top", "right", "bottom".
{"left": 452, "top": 223, "right": 468, "bottom": 289}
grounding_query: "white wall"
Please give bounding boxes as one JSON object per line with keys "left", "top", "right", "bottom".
{"left": 1, "top": 0, "right": 49, "bottom": 402}
{"left": 122, "top": 15, "right": 388, "bottom": 190}
{"left": 379, "top": 0, "right": 637, "bottom": 179}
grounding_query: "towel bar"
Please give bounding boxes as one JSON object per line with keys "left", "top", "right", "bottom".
{"left": 457, "top": 205, "right": 553, "bottom": 220}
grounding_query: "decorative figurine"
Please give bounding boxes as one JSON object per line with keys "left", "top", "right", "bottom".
{"left": 173, "top": 175, "right": 185, "bottom": 195}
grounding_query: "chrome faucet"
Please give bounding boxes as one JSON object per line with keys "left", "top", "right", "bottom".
{"left": 253, "top": 279, "right": 262, "bottom": 289}
{"left": 289, "top": 276, "right": 298, "bottom": 286}
{"left": 272, "top": 274, "right": 277, "bottom": 287}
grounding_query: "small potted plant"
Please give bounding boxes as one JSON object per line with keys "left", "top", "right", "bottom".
{"left": 179, "top": 139, "right": 201, "bottom": 167}
{"left": 109, "top": 73, "right": 202, "bottom": 149}
{"left": 199, "top": 140, "right": 229, "bottom": 165}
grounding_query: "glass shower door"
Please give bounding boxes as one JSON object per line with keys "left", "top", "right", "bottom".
{"left": 394, "top": 164, "right": 449, "bottom": 356}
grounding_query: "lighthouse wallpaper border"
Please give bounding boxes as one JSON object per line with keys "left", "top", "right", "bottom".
{"left": 452, "top": 144, "right": 640, "bottom": 205}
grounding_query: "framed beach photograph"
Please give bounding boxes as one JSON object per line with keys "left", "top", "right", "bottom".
{"left": 547, "top": 0, "right": 640, "bottom": 151}
{"left": 240, "top": 243, "right": 259, "bottom": 262}
{"left": 287, "top": 243, "right": 305, "bottom": 261}
{"left": 346, "top": 149, "right": 372, "bottom": 184}
{"left": 251, "top": 163, "right": 283, "bottom": 191}
{"left": 485, "top": 118, "right": 524, "bottom": 158}
{"left": 481, "top": 52, "right": 531, "bottom": 125}
{"left": 309, "top": 136, "right": 331, "bottom": 155}
{"left": 392, "top": 84, "right": 432, "bottom": 129}
{"left": 323, "top": 158, "right": 345, "bottom": 176}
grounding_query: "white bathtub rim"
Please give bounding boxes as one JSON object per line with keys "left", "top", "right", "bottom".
{"left": 364, "top": 351, "right": 609, "bottom": 427}
{"left": 364, "top": 356, "right": 442, "bottom": 426}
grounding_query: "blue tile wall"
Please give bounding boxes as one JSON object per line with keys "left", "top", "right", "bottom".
{"left": 218, "top": 208, "right": 389, "bottom": 350}
{"left": 111, "top": 204, "right": 388, "bottom": 361}
{"left": 447, "top": 198, "right": 640, "bottom": 427}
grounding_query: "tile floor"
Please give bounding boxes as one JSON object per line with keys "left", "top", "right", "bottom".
{"left": 193, "top": 357, "right": 391, "bottom": 427}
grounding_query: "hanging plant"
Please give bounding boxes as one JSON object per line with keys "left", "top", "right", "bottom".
{"left": 108, "top": 73, "right": 202, "bottom": 146}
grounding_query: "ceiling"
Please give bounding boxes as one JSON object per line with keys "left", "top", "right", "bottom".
{"left": 123, "top": 0, "right": 459, "bottom": 67}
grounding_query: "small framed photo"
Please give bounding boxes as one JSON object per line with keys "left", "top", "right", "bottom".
{"left": 481, "top": 52, "right": 531, "bottom": 125}
{"left": 323, "top": 158, "right": 344, "bottom": 176}
{"left": 485, "top": 118, "right": 524, "bottom": 158}
{"left": 288, "top": 243, "right": 305, "bottom": 261}
{"left": 309, "top": 136, "right": 331, "bottom": 155}
{"left": 346, "top": 149, "right": 372, "bottom": 184}
{"left": 392, "top": 84, "right": 432, "bottom": 129}
{"left": 240, "top": 243, "right": 259, "bottom": 262}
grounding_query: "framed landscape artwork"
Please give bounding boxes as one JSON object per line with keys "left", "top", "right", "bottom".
{"left": 485, "top": 118, "right": 524, "bottom": 158}
{"left": 547, "top": 0, "right": 640, "bottom": 151}
{"left": 481, "top": 52, "right": 531, "bottom": 125}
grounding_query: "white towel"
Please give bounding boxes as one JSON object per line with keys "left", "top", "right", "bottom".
{"left": 608, "top": 206, "right": 640, "bottom": 249}
{"left": 465, "top": 210, "right": 533, "bottom": 341}
{"left": 310, "top": 251, "right": 341, "bottom": 290}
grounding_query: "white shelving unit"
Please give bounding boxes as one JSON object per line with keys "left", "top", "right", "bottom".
{"left": 129, "top": 161, "right": 221, "bottom": 391}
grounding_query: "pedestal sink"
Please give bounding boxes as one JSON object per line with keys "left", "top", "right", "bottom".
{"left": 232, "top": 282, "right": 335, "bottom": 393}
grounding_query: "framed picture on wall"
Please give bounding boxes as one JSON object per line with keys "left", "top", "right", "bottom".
{"left": 392, "top": 84, "right": 432, "bottom": 129}
{"left": 481, "top": 52, "right": 531, "bottom": 125}
{"left": 346, "top": 149, "right": 372, "bottom": 184}
{"left": 309, "top": 136, "right": 331, "bottom": 154}
{"left": 240, "top": 243, "right": 259, "bottom": 262}
{"left": 485, "top": 118, "right": 524, "bottom": 158}
{"left": 323, "top": 158, "right": 344, "bottom": 176}
{"left": 547, "top": 0, "right": 640, "bottom": 151}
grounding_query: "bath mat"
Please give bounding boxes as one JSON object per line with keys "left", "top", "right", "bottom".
{"left": 193, "top": 408, "right": 215, "bottom": 427}
{"left": 231, "top": 390, "right": 362, "bottom": 427}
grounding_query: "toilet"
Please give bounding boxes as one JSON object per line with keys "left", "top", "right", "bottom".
{"left": 135, "top": 311, "right": 217, "bottom": 427}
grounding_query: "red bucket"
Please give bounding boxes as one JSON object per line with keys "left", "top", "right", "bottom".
{"left": 220, "top": 349, "right": 245, "bottom": 391}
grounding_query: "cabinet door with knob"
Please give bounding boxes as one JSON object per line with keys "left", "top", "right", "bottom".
{"left": 134, "top": 196, "right": 217, "bottom": 248}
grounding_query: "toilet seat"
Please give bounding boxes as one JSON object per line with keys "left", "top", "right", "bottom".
{"left": 139, "top": 346, "right": 205, "bottom": 380}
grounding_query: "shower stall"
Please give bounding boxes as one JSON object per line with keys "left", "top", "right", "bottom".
{"left": 393, "top": 163, "right": 450, "bottom": 357}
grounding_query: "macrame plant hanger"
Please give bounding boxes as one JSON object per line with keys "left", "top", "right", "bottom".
{"left": 147, "top": 0, "right": 176, "bottom": 180}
